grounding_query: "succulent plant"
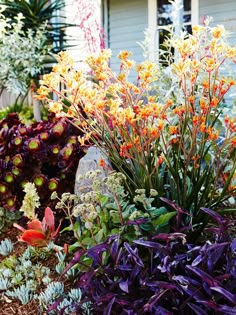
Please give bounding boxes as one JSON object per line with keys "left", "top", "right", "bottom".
{"left": 0, "top": 206, "right": 20, "bottom": 233}
{"left": 0, "top": 238, "right": 14, "bottom": 256}
{"left": 0, "top": 113, "right": 85, "bottom": 212}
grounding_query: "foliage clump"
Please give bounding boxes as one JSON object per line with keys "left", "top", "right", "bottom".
{"left": 0, "top": 10, "right": 48, "bottom": 95}
{"left": 37, "top": 23, "right": 236, "bottom": 228}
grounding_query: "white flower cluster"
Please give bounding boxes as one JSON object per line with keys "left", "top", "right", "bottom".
{"left": 20, "top": 182, "right": 40, "bottom": 219}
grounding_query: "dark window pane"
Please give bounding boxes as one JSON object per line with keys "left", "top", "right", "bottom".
{"left": 157, "top": 0, "right": 173, "bottom": 26}
{"left": 184, "top": 0, "right": 191, "bottom": 11}
{"left": 183, "top": 14, "right": 191, "bottom": 23}
{"left": 183, "top": 24, "right": 192, "bottom": 34}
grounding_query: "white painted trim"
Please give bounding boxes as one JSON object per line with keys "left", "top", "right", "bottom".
{"left": 192, "top": 0, "right": 199, "bottom": 26}
{"left": 148, "top": 0, "right": 157, "bottom": 61}
{"left": 102, "top": 0, "right": 109, "bottom": 48}
{"left": 148, "top": 0, "right": 199, "bottom": 61}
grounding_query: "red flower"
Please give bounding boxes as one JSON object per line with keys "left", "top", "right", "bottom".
{"left": 14, "top": 207, "right": 61, "bottom": 247}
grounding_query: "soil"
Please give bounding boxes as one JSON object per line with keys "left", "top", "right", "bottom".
{"left": 0, "top": 226, "right": 75, "bottom": 315}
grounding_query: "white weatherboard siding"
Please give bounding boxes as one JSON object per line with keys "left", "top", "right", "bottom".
{"left": 199, "top": 0, "right": 236, "bottom": 45}
{"left": 107, "top": 0, "right": 148, "bottom": 80}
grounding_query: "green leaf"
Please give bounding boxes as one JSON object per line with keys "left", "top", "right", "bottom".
{"left": 106, "top": 202, "right": 118, "bottom": 210}
{"left": 153, "top": 211, "right": 176, "bottom": 226}
{"left": 100, "top": 195, "right": 110, "bottom": 207}
{"left": 60, "top": 225, "right": 73, "bottom": 233}
{"left": 148, "top": 206, "right": 167, "bottom": 217}
{"left": 95, "top": 229, "right": 104, "bottom": 243}
{"left": 110, "top": 211, "right": 121, "bottom": 224}
{"left": 140, "top": 222, "right": 152, "bottom": 231}
{"left": 110, "top": 228, "right": 119, "bottom": 234}
{"left": 81, "top": 237, "right": 94, "bottom": 246}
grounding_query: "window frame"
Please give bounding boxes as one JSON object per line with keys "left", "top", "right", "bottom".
{"left": 148, "top": 0, "right": 199, "bottom": 61}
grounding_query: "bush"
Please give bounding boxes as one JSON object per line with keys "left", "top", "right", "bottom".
{"left": 37, "top": 24, "right": 236, "bottom": 229}
{"left": 0, "top": 113, "right": 84, "bottom": 211}
{"left": 49, "top": 208, "right": 236, "bottom": 315}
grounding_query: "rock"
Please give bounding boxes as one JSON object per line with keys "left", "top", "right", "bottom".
{"left": 74, "top": 146, "right": 111, "bottom": 195}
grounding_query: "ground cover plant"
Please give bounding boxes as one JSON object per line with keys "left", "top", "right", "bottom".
{"left": 37, "top": 23, "right": 236, "bottom": 232}
{"left": 47, "top": 208, "right": 236, "bottom": 315}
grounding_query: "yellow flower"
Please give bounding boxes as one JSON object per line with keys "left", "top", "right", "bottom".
{"left": 118, "top": 50, "right": 132, "bottom": 60}
{"left": 204, "top": 58, "right": 217, "bottom": 72}
{"left": 192, "top": 25, "right": 204, "bottom": 35}
{"left": 211, "top": 25, "right": 225, "bottom": 40}
{"left": 48, "top": 101, "right": 63, "bottom": 114}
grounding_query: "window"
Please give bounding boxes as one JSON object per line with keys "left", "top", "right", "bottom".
{"left": 148, "top": 0, "right": 199, "bottom": 62}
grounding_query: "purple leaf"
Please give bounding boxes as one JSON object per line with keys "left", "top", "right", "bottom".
{"left": 186, "top": 265, "right": 217, "bottom": 287}
{"left": 188, "top": 302, "right": 208, "bottom": 315}
{"left": 152, "top": 305, "right": 173, "bottom": 315}
{"left": 103, "top": 296, "right": 116, "bottom": 315}
{"left": 117, "top": 264, "right": 134, "bottom": 271}
{"left": 110, "top": 234, "right": 120, "bottom": 261}
{"left": 210, "top": 286, "right": 236, "bottom": 305}
{"left": 192, "top": 254, "right": 204, "bottom": 267}
{"left": 133, "top": 239, "right": 168, "bottom": 254}
{"left": 62, "top": 249, "right": 85, "bottom": 275}
{"left": 231, "top": 239, "right": 236, "bottom": 255}
{"left": 198, "top": 300, "right": 236, "bottom": 314}
{"left": 87, "top": 243, "right": 109, "bottom": 265}
{"left": 127, "top": 218, "right": 148, "bottom": 225}
{"left": 197, "top": 300, "right": 219, "bottom": 311}
{"left": 124, "top": 242, "right": 144, "bottom": 267}
{"left": 78, "top": 270, "right": 96, "bottom": 287}
{"left": 152, "top": 232, "right": 186, "bottom": 242}
{"left": 47, "top": 297, "right": 63, "bottom": 312}
{"left": 160, "top": 197, "right": 186, "bottom": 214}
{"left": 218, "top": 304, "right": 236, "bottom": 314}
{"left": 200, "top": 207, "right": 226, "bottom": 224}
{"left": 119, "top": 279, "right": 129, "bottom": 293}
{"left": 207, "top": 242, "right": 229, "bottom": 271}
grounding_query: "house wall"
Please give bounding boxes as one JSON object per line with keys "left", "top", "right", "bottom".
{"left": 106, "top": 0, "right": 148, "bottom": 80}
{"left": 199, "top": 0, "right": 236, "bottom": 45}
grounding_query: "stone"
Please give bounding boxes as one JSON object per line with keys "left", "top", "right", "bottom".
{"left": 74, "top": 146, "right": 111, "bottom": 195}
